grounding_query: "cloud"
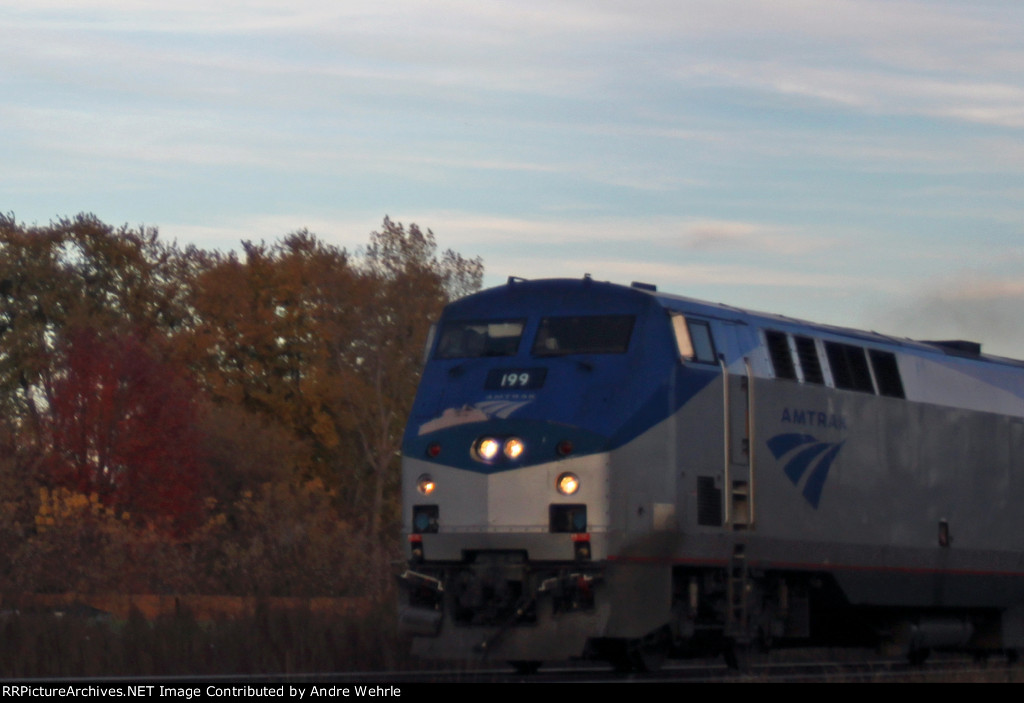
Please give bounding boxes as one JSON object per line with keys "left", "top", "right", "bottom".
{"left": 674, "top": 220, "right": 832, "bottom": 256}
{"left": 928, "top": 277, "right": 1024, "bottom": 303}
{"left": 869, "top": 271, "right": 1024, "bottom": 358}
{"left": 160, "top": 211, "right": 835, "bottom": 275}
{"left": 560, "top": 259, "right": 863, "bottom": 290}
{"left": 4, "top": 0, "right": 1023, "bottom": 355}
{"left": 162, "top": 212, "right": 392, "bottom": 252}
{"left": 386, "top": 212, "right": 868, "bottom": 281}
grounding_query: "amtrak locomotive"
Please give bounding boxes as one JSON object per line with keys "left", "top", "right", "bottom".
{"left": 398, "top": 276, "right": 1024, "bottom": 670}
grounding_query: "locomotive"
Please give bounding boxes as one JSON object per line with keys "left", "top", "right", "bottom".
{"left": 398, "top": 275, "right": 1024, "bottom": 670}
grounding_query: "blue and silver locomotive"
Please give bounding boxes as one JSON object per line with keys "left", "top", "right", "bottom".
{"left": 399, "top": 276, "right": 1024, "bottom": 669}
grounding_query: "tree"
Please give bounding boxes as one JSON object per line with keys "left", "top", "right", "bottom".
{"left": 341, "top": 217, "right": 483, "bottom": 545}
{"left": 40, "top": 329, "right": 205, "bottom": 534}
{"left": 0, "top": 213, "right": 482, "bottom": 596}
{"left": 0, "top": 214, "right": 197, "bottom": 445}
{"left": 184, "top": 218, "right": 482, "bottom": 554}
{"left": 0, "top": 216, "right": 72, "bottom": 436}
{"left": 184, "top": 231, "right": 362, "bottom": 483}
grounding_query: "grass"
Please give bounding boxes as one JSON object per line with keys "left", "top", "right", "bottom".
{"left": 0, "top": 599, "right": 412, "bottom": 678}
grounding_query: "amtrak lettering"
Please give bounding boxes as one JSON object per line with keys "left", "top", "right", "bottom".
{"left": 780, "top": 407, "right": 847, "bottom": 430}
{"left": 484, "top": 392, "right": 536, "bottom": 404}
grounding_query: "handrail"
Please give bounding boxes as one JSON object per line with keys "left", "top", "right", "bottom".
{"left": 719, "top": 354, "right": 731, "bottom": 526}
{"left": 744, "top": 356, "right": 756, "bottom": 529}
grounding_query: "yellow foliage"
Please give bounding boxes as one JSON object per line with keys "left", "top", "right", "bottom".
{"left": 310, "top": 409, "right": 339, "bottom": 448}
{"left": 34, "top": 486, "right": 125, "bottom": 531}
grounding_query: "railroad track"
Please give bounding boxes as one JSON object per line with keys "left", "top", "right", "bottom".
{"left": 388, "top": 652, "right": 1024, "bottom": 682}
{"left": 8, "top": 652, "right": 1022, "bottom": 684}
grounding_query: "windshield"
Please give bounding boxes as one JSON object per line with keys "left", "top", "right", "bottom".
{"left": 532, "top": 315, "right": 635, "bottom": 356}
{"left": 435, "top": 319, "right": 525, "bottom": 359}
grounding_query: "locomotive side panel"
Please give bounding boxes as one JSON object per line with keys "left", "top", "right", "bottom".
{"left": 748, "top": 341, "right": 1024, "bottom": 610}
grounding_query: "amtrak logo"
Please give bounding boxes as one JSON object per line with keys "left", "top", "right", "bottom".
{"left": 766, "top": 433, "right": 845, "bottom": 509}
{"left": 418, "top": 398, "right": 534, "bottom": 435}
{"left": 474, "top": 398, "right": 532, "bottom": 418}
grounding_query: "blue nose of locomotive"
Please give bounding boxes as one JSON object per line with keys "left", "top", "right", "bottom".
{"left": 403, "top": 278, "right": 684, "bottom": 470}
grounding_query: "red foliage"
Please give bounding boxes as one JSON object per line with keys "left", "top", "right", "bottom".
{"left": 42, "top": 330, "right": 205, "bottom": 534}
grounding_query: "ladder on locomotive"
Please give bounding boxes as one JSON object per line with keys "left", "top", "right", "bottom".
{"left": 721, "top": 356, "right": 756, "bottom": 530}
{"left": 721, "top": 356, "right": 757, "bottom": 639}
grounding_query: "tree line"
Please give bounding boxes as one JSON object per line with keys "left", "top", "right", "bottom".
{"left": 0, "top": 213, "right": 482, "bottom": 598}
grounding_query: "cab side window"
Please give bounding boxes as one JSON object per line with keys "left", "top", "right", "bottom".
{"left": 671, "top": 313, "right": 717, "bottom": 364}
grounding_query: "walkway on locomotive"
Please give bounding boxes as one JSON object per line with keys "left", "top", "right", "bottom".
{"left": 402, "top": 278, "right": 740, "bottom": 472}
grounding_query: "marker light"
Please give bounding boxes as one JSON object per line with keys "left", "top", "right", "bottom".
{"left": 557, "top": 472, "right": 580, "bottom": 496}
{"left": 476, "top": 437, "right": 501, "bottom": 461}
{"left": 504, "top": 437, "right": 525, "bottom": 460}
{"left": 416, "top": 474, "right": 436, "bottom": 496}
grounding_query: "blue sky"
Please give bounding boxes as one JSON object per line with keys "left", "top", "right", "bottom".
{"left": 4, "top": 1, "right": 1024, "bottom": 355}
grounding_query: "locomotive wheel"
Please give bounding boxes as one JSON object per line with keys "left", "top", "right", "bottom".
{"left": 631, "top": 642, "right": 666, "bottom": 673}
{"left": 610, "top": 628, "right": 669, "bottom": 673}
{"left": 723, "top": 639, "right": 752, "bottom": 671}
{"left": 509, "top": 660, "right": 542, "bottom": 675}
{"left": 907, "top": 647, "right": 930, "bottom": 666}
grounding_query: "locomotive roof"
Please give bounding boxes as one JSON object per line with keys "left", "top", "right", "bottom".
{"left": 477, "top": 276, "right": 1024, "bottom": 370}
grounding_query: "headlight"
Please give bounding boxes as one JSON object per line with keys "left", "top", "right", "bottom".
{"left": 416, "top": 474, "right": 436, "bottom": 496}
{"left": 473, "top": 436, "right": 527, "bottom": 463}
{"left": 475, "top": 437, "right": 501, "bottom": 461}
{"left": 504, "top": 437, "right": 525, "bottom": 460}
{"left": 557, "top": 472, "right": 580, "bottom": 495}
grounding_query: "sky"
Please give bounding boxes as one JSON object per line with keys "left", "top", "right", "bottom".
{"left": 3, "top": 1, "right": 1024, "bottom": 356}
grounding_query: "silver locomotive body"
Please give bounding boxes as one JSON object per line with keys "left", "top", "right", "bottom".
{"left": 400, "top": 277, "right": 1024, "bottom": 668}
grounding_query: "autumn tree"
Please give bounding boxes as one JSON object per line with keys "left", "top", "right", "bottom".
{"left": 0, "top": 213, "right": 481, "bottom": 596}
{"left": 0, "top": 214, "right": 197, "bottom": 446}
{"left": 192, "top": 477, "right": 369, "bottom": 596}
{"left": 185, "top": 218, "right": 481, "bottom": 550}
{"left": 184, "top": 231, "right": 362, "bottom": 487}
{"left": 341, "top": 217, "right": 483, "bottom": 545}
{"left": 0, "top": 214, "right": 206, "bottom": 553}
{"left": 41, "top": 329, "right": 205, "bottom": 534}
